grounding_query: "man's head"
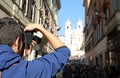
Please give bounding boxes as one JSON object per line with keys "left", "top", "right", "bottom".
{"left": 0, "top": 17, "right": 24, "bottom": 55}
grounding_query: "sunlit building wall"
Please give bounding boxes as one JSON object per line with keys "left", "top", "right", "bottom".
{"left": 0, "top": 0, "right": 61, "bottom": 60}
{"left": 83, "top": 0, "right": 120, "bottom": 68}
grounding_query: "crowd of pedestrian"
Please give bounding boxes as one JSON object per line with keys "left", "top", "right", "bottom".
{"left": 56, "top": 60, "right": 120, "bottom": 78}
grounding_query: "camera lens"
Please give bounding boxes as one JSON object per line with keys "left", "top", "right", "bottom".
{"left": 32, "top": 36, "right": 41, "bottom": 44}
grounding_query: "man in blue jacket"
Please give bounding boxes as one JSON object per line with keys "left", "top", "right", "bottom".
{"left": 0, "top": 17, "right": 70, "bottom": 78}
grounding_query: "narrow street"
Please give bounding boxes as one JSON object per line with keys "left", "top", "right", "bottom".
{"left": 0, "top": 0, "right": 120, "bottom": 78}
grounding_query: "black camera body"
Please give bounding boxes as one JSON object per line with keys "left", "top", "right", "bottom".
{"left": 23, "top": 31, "right": 41, "bottom": 49}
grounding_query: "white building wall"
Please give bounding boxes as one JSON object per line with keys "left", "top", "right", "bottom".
{"left": 64, "top": 19, "right": 85, "bottom": 59}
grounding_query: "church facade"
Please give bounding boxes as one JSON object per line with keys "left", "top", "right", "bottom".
{"left": 59, "top": 19, "right": 85, "bottom": 60}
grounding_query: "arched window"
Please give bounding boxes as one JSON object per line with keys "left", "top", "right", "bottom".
{"left": 67, "top": 26, "right": 69, "bottom": 29}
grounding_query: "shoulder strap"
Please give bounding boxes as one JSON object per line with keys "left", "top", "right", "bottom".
{"left": 0, "top": 71, "right": 2, "bottom": 78}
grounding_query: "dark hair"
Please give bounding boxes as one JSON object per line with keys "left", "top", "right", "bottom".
{"left": 0, "top": 17, "right": 24, "bottom": 46}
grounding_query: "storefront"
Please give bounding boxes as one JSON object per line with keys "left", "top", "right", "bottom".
{"left": 107, "top": 28, "right": 120, "bottom": 68}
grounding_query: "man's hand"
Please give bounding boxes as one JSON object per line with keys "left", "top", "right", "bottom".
{"left": 24, "top": 24, "right": 43, "bottom": 32}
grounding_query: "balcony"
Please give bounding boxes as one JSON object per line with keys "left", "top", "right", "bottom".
{"left": 108, "top": 34, "right": 120, "bottom": 51}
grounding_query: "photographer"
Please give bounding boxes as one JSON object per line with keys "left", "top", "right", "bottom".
{"left": 0, "top": 17, "right": 71, "bottom": 78}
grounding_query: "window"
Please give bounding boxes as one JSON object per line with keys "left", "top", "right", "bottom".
{"left": 20, "top": 0, "right": 36, "bottom": 21}
{"left": 116, "top": 0, "right": 120, "bottom": 10}
{"left": 78, "top": 25, "right": 80, "bottom": 29}
{"left": 104, "top": 8, "right": 109, "bottom": 23}
{"left": 20, "top": 0, "right": 27, "bottom": 13}
{"left": 67, "top": 26, "right": 69, "bottom": 29}
{"left": 99, "top": 21, "right": 102, "bottom": 39}
{"left": 40, "top": 0, "right": 43, "bottom": 7}
{"left": 103, "top": 3, "right": 109, "bottom": 24}
{"left": 98, "top": 0, "right": 100, "bottom": 9}
{"left": 111, "top": 0, "right": 116, "bottom": 13}
{"left": 26, "top": 0, "right": 35, "bottom": 20}
{"left": 31, "top": 5, "right": 36, "bottom": 22}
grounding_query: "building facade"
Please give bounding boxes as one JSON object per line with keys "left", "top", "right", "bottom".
{"left": 83, "top": 0, "right": 120, "bottom": 68}
{"left": 0, "top": 0, "right": 61, "bottom": 60}
{"left": 59, "top": 19, "right": 85, "bottom": 60}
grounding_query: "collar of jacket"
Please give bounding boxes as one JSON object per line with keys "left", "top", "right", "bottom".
{"left": 0, "top": 45, "right": 21, "bottom": 70}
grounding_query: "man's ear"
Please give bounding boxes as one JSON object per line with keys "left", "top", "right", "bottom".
{"left": 12, "top": 37, "right": 21, "bottom": 53}
{"left": 14, "top": 37, "right": 20, "bottom": 46}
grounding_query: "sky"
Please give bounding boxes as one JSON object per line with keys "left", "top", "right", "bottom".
{"left": 58, "top": 0, "right": 85, "bottom": 35}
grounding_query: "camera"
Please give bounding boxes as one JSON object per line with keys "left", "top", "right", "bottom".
{"left": 23, "top": 31, "right": 41, "bottom": 49}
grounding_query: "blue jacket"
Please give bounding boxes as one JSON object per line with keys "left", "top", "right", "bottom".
{"left": 0, "top": 45, "right": 70, "bottom": 78}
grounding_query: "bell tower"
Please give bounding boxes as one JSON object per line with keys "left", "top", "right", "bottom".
{"left": 65, "top": 19, "right": 72, "bottom": 45}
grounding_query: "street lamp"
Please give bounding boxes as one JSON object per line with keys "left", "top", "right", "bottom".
{"left": 92, "top": 9, "right": 100, "bottom": 29}
{"left": 95, "top": 9, "right": 100, "bottom": 17}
